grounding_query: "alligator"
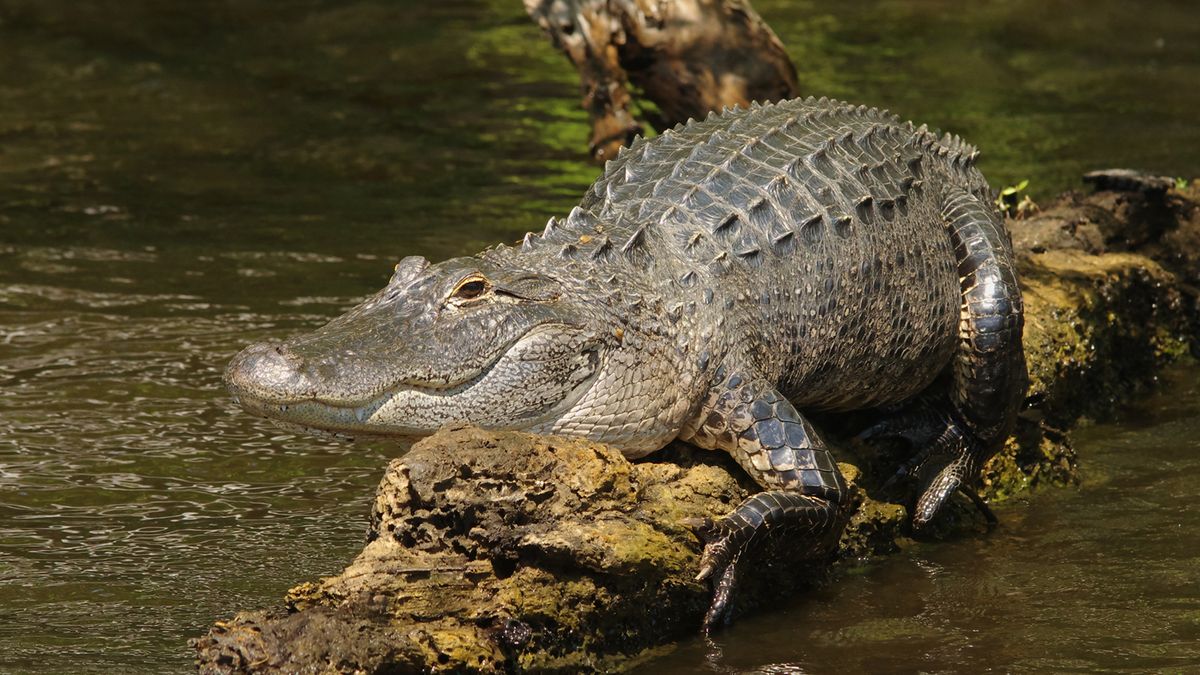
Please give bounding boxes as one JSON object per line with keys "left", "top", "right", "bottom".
{"left": 225, "top": 96, "right": 1027, "bottom": 631}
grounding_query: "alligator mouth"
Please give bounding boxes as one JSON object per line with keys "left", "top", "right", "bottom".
{"left": 227, "top": 322, "right": 599, "bottom": 436}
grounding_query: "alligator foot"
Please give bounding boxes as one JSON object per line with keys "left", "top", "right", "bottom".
{"left": 685, "top": 516, "right": 741, "bottom": 631}
{"left": 685, "top": 491, "right": 838, "bottom": 632}
{"left": 869, "top": 414, "right": 996, "bottom": 529}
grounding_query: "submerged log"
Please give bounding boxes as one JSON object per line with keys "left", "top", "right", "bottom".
{"left": 193, "top": 179, "right": 1199, "bottom": 673}
{"left": 523, "top": 0, "right": 799, "bottom": 162}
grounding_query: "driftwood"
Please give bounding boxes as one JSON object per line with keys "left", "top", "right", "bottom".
{"left": 523, "top": 0, "right": 799, "bottom": 161}
{"left": 192, "top": 179, "right": 1199, "bottom": 673}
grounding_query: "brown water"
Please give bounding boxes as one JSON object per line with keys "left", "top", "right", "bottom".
{"left": 0, "top": 1, "right": 1197, "bottom": 672}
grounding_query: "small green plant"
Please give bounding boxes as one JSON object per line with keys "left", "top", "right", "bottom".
{"left": 1176, "top": 177, "right": 1190, "bottom": 191}
{"left": 995, "top": 179, "right": 1031, "bottom": 218}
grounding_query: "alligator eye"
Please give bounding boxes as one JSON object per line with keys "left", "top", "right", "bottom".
{"left": 450, "top": 277, "right": 490, "bottom": 301}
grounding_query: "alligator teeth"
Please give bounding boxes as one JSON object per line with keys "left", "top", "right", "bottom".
{"left": 355, "top": 407, "right": 368, "bottom": 423}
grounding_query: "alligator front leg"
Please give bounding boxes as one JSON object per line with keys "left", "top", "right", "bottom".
{"left": 680, "top": 369, "right": 848, "bottom": 631}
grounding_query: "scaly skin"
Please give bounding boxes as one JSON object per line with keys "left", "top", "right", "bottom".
{"left": 225, "top": 97, "right": 1026, "bottom": 631}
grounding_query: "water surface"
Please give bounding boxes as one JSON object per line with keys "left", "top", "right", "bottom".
{"left": 0, "top": 1, "right": 1197, "bottom": 672}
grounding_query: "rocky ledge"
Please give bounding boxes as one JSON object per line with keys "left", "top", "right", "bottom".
{"left": 193, "top": 178, "right": 1199, "bottom": 673}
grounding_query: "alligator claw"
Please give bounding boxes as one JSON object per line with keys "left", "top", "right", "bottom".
{"left": 685, "top": 490, "right": 841, "bottom": 632}
{"left": 684, "top": 516, "right": 728, "bottom": 579}
{"left": 684, "top": 515, "right": 743, "bottom": 629}
{"left": 960, "top": 485, "right": 999, "bottom": 527}
{"left": 880, "top": 441, "right": 935, "bottom": 493}
{"left": 686, "top": 514, "right": 739, "bottom": 629}
{"left": 703, "top": 554, "right": 740, "bottom": 632}
{"left": 682, "top": 515, "right": 717, "bottom": 540}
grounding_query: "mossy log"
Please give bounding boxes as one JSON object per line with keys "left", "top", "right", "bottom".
{"left": 193, "top": 180, "right": 1199, "bottom": 673}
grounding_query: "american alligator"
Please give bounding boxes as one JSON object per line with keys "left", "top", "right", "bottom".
{"left": 225, "top": 96, "right": 1027, "bottom": 630}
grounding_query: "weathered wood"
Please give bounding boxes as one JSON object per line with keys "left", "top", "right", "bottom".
{"left": 524, "top": 0, "right": 799, "bottom": 161}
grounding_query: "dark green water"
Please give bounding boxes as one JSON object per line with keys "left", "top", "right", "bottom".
{"left": 0, "top": 1, "right": 1196, "bottom": 672}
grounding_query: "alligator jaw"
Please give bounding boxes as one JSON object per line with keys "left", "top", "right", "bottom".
{"left": 224, "top": 322, "right": 601, "bottom": 437}
{"left": 227, "top": 393, "right": 418, "bottom": 439}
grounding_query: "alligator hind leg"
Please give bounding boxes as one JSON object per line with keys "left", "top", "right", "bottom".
{"left": 680, "top": 369, "right": 848, "bottom": 631}
{"left": 866, "top": 188, "right": 1026, "bottom": 528}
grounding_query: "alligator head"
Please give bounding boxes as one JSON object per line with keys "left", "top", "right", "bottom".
{"left": 225, "top": 255, "right": 609, "bottom": 439}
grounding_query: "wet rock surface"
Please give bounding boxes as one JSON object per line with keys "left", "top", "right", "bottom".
{"left": 193, "top": 181, "right": 1199, "bottom": 674}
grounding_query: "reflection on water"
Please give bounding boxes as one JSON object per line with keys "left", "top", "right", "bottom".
{"left": 0, "top": 0, "right": 1197, "bottom": 672}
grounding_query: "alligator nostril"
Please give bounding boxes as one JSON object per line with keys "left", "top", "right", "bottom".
{"left": 225, "top": 341, "right": 311, "bottom": 400}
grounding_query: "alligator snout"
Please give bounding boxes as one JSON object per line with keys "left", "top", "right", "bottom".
{"left": 224, "top": 341, "right": 315, "bottom": 404}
